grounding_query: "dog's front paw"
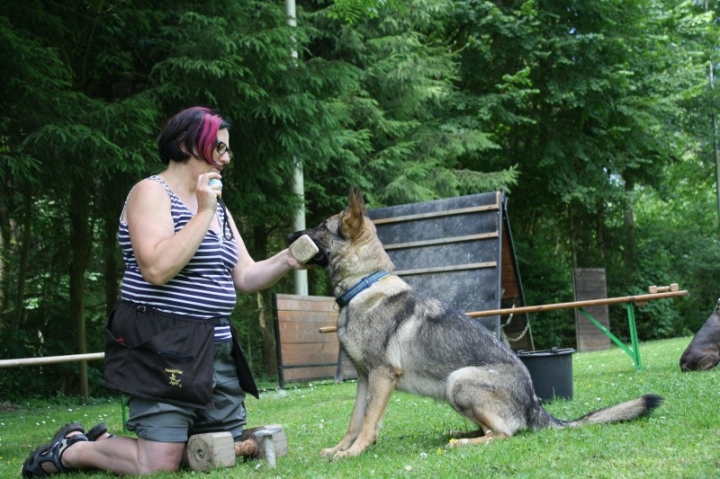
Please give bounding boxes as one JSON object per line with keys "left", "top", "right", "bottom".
{"left": 332, "top": 446, "right": 364, "bottom": 460}
{"left": 320, "top": 446, "right": 340, "bottom": 458}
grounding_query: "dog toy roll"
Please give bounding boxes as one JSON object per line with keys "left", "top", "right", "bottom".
{"left": 289, "top": 235, "right": 319, "bottom": 264}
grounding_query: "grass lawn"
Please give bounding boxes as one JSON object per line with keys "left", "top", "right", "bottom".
{"left": 2, "top": 337, "right": 718, "bottom": 478}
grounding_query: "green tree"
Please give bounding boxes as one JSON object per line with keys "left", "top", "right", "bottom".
{"left": 0, "top": 1, "right": 162, "bottom": 396}
{"left": 304, "top": 0, "right": 518, "bottom": 209}
{"left": 447, "top": 0, "right": 718, "bottom": 346}
{"left": 1, "top": 0, "right": 718, "bottom": 398}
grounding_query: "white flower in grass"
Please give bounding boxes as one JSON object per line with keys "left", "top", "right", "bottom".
{"left": 420, "top": 452, "right": 428, "bottom": 459}
{"left": 405, "top": 465, "right": 412, "bottom": 471}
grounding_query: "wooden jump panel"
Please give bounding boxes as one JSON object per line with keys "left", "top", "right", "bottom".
{"left": 370, "top": 200, "right": 500, "bottom": 226}
{"left": 274, "top": 294, "right": 356, "bottom": 386}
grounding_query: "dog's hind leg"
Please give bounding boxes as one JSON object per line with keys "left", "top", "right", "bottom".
{"left": 445, "top": 415, "right": 510, "bottom": 448}
{"left": 444, "top": 428, "right": 484, "bottom": 440}
{"left": 445, "top": 366, "right": 529, "bottom": 448}
{"left": 330, "top": 366, "right": 399, "bottom": 460}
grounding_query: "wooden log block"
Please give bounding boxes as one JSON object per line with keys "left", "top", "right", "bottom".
{"left": 239, "top": 424, "right": 288, "bottom": 460}
{"left": 187, "top": 425, "right": 288, "bottom": 471}
{"left": 289, "top": 235, "right": 319, "bottom": 263}
{"left": 187, "top": 432, "right": 235, "bottom": 472}
{"left": 648, "top": 283, "right": 679, "bottom": 294}
{"left": 234, "top": 439, "right": 258, "bottom": 456}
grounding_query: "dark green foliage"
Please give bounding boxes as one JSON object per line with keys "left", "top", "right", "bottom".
{"left": 0, "top": 0, "right": 719, "bottom": 398}
{"left": 514, "top": 222, "right": 576, "bottom": 349}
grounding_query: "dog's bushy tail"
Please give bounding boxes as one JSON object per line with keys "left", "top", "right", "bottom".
{"left": 531, "top": 394, "right": 663, "bottom": 430}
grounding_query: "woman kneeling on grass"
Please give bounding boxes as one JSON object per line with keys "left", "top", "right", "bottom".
{"left": 21, "top": 106, "right": 304, "bottom": 477}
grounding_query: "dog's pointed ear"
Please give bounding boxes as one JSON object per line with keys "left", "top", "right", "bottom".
{"left": 343, "top": 187, "right": 366, "bottom": 237}
{"left": 349, "top": 188, "right": 366, "bottom": 212}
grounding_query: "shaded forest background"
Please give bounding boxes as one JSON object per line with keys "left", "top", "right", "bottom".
{"left": 2, "top": 0, "right": 720, "bottom": 399}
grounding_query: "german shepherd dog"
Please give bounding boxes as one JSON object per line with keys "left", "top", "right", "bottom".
{"left": 289, "top": 189, "right": 663, "bottom": 460}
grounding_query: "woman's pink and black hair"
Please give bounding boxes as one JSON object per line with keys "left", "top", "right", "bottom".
{"left": 158, "top": 106, "right": 231, "bottom": 165}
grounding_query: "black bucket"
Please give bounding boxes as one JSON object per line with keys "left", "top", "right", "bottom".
{"left": 517, "top": 348, "right": 575, "bottom": 402}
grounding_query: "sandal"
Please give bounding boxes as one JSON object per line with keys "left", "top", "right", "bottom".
{"left": 86, "top": 422, "right": 115, "bottom": 441}
{"left": 22, "top": 422, "right": 88, "bottom": 478}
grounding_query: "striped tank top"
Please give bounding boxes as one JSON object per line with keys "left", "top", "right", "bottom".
{"left": 119, "top": 175, "right": 239, "bottom": 342}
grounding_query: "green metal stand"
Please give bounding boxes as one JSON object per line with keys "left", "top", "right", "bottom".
{"left": 578, "top": 303, "right": 642, "bottom": 370}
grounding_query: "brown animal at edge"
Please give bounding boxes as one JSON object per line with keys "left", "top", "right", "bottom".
{"left": 680, "top": 299, "right": 720, "bottom": 371}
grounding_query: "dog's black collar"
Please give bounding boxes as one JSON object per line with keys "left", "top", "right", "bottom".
{"left": 336, "top": 271, "right": 390, "bottom": 308}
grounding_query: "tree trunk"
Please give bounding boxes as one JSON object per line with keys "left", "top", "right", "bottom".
{"left": 69, "top": 179, "right": 92, "bottom": 397}
{"left": 104, "top": 240, "right": 119, "bottom": 317}
{"left": 12, "top": 190, "right": 33, "bottom": 331}
{"left": 623, "top": 176, "right": 636, "bottom": 268}
{"left": 102, "top": 185, "right": 124, "bottom": 317}
{"left": 596, "top": 197, "right": 606, "bottom": 262}
{"left": 0, "top": 198, "right": 9, "bottom": 322}
{"left": 253, "top": 225, "right": 277, "bottom": 376}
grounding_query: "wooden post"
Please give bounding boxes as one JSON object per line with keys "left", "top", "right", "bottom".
{"left": 187, "top": 426, "right": 289, "bottom": 472}
{"left": 187, "top": 432, "right": 235, "bottom": 472}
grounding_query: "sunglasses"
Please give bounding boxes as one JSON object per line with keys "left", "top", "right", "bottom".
{"left": 215, "top": 141, "right": 233, "bottom": 159}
